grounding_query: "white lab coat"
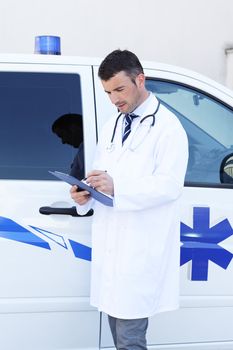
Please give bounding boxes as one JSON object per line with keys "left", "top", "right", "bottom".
{"left": 77, "top": 94, "right": 188, "bottom": 319}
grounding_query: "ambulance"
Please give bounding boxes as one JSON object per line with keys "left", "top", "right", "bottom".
{"left": 0, "top": 38, "right": 233, "bottom": 349}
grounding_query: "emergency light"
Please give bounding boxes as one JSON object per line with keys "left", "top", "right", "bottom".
{"left": 34, "top": 35, "right": 61, "bottom": 55}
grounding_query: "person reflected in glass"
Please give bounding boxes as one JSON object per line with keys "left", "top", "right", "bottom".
{"left": 52, "top": 113, "right": 84, "bottom": 180}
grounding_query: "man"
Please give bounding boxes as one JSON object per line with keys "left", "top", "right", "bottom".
{"left": 70, "top": 50, "right": 188, "bottom": 349}
{"left": 52, "top": 113, "right": 84, "bottom": 179}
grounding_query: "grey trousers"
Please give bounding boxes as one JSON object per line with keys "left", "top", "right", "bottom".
{"left": 108, "top": 315, "right": 148, "bottom": 350}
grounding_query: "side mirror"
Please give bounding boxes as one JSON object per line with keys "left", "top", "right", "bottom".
{"left": 220, "top": 153, "right": 233, "bottom": 184}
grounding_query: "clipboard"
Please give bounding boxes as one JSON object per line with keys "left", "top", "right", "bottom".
{"left": 49, "top": 171, "right": 113, "bottom": 207}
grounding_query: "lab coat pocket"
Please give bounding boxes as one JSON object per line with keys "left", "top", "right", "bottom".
{"left": 117, "top": 229, "right": 149, "bottom": 277}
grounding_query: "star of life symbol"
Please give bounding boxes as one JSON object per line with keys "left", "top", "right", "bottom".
{"left": 180, "top": 207, "right": 233, "bottom": 281}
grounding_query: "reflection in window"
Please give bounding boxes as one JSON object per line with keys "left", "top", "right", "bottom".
{"left": 52, "top": 113, "right": 84, "bottom": 180}
{"left": 146, "top": 79, "right": 233, "bottom": 185}
{"left": 0, "top": 72, "right": 84, "bottom": 180}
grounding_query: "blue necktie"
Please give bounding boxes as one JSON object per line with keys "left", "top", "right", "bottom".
{"left": 122, "top": 113, "right": 139, "bottom": 144}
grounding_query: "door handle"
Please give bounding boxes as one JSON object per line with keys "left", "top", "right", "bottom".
{"left": 39, "top": 206, "right": 94, "bottom": 217}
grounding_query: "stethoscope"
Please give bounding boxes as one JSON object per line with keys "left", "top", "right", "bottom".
{"left": 106, "top": 100, "right": 160, "bottom": 152}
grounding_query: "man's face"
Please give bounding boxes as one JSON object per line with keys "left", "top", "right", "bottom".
{"left": 101, "top": 71, "right": 145, "bottom": 114}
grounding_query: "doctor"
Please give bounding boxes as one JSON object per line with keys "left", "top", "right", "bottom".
{"left": 70, "top": 50, "right": 188, "bottom": 349}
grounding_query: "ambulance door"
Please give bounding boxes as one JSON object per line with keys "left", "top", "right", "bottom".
{"left": 0, "top": 62, "right": 98, "bottom": 349}
{"left": 100, "top": 70, "right": 233, "bottom": 349}
{"left": 145, "top": 75, "right": 233, "bottom": 348}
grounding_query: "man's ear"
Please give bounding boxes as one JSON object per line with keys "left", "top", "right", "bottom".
{"left": 136, "top": 73, "right": 145, "bottom": 88}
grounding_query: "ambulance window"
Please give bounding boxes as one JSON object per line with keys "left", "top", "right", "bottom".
{"left": 146, "top": 79, "right": 233, "bottom": 186}
{"left": 0, "top": 72, "right": 84, "bottom": 180}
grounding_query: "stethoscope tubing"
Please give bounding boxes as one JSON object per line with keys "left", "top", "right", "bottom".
{"left": 110, "top": 100, "right": 160, "bottom": 145}
{"left": 139, "top": 100, "right": 160, "bottom": 127}
{"left": 110, "top": 113, "right": 123, "bottom": 144}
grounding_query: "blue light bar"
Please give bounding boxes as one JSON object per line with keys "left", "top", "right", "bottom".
{"left": 34, "top": 36, "right": 61, "bottom": 55}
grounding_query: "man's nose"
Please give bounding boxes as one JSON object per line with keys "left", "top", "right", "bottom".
{"left": 109, "top": 92, "right": 119, "bottom": 105}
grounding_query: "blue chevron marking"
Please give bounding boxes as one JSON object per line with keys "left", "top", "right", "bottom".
{"left": 69, "top": 239, "right": 92, "bottom": 261}
{"left": 30, "top": 226, "right": 68, "bottom": 249}
{"left": 0, "top": 216, "right": 50, "bottom": 250}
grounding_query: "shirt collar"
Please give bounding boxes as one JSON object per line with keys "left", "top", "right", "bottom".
{"left": 132, "top": 92, "right": 154, "bottom": 116}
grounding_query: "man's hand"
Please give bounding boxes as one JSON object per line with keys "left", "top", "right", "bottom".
{"left": 70, "top": 186, "right": 90, "bottom": 205}
{"left": 86, "top": 170, "right": 114, "bottom": 196}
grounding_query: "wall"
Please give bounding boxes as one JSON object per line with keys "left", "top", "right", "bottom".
{"left": 0, "top": 0, "right": 232, "bottom": 85}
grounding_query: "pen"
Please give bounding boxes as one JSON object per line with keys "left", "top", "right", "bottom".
{"left": 82, "top": 170, "right": 107, "bottom": 182}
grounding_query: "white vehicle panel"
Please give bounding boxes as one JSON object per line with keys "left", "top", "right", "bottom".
{"left": 0, "top": 60, "right": 99, "bottom": 349}
{"left": 0, "top": 55, "right": 233, "bottom": 349}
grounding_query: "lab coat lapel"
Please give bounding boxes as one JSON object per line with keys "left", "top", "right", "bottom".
{"left": 114, "top": 119, "right": 138, "bottom": 160}
{"left": 108, "top": 114, "right": 126, "bottom": 161}
{"left": 120, "top": 117, "right": 140, "bottom": 152}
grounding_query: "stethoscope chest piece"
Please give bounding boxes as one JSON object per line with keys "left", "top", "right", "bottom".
{"left": 106, "top": 143, "right": 115, "bottom": 153}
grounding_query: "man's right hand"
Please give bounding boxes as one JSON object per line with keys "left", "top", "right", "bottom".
{"left": 70, "top": 185, "right": 90, "bottom": 205}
